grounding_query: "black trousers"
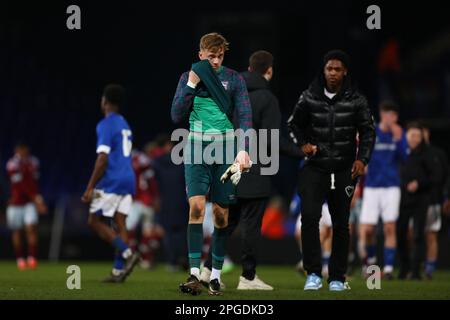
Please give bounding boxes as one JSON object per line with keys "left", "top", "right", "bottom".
{"left": 163, "top": 225, "right": 187, "bottom": 267}
{"left": 396, "top": 196, "right": 428, "bottom": 276}
{"left": 298, "top": 165, "right": 356, "bottom": 283}
{"left": 205, "top": 197, "right": 269, "bottom": 280}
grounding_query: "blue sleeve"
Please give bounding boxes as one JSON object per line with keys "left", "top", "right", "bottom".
{"left": 96, "top": 121, "right": 113, "bottom": 153}
{"left": 395, "top": 132, "right": 408, "bottom": 162}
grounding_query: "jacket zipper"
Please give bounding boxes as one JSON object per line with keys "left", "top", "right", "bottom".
{"left": 329, "top": 103, "right": 335, "bottom": 155}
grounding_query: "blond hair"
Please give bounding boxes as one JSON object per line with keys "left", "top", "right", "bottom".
{"left": 199, "top": 32, "right": 229, "bottom": 52}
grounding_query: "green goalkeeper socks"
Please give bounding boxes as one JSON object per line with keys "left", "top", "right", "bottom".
{"left": 187, "top": 223, "right": 203, "bottom": 270}
{"left": 212, "top": 227, "right": 227, "bottom": 270}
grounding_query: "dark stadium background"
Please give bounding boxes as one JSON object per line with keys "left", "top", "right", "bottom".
{"left": 0, "top": 1, "right": 449, "bottom": 266}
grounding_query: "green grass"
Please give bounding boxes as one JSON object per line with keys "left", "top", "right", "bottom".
{"left": 0, "top": 261, "right": 449, "bottom": 300}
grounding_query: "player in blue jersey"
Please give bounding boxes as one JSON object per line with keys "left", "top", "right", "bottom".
{"left": 358, "top": 101, "right": 408, "bottom": 279}
{"left": 82, "top": 84, "right": 140, "bottom": 283}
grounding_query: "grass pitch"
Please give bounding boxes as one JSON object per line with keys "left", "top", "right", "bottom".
{"left": 0, "top": 261, "right": 449, "bottom": 300}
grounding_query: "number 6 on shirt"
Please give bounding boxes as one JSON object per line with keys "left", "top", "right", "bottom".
{"left": 121, "top": 129, "right": 132, "bottom": 157}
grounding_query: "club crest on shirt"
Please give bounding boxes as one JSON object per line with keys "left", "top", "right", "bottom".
{"left": 345, "top": 186, "right": 355, "bottom": 198}
{"left": 221, "top": 81, "right": 229, "bottom": 90}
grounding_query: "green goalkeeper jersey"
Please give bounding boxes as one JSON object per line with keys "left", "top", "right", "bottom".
{"left": 189, "top": 96, "right": 234, "bottom": 137}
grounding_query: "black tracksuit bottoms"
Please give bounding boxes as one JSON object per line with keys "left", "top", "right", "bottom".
{"left": 298, "top": 164, "right": 356, "bottom": 283}
{"left": 396, "top": 196, "right": 428, "bottom": 276}
{"left": 205, "top": 197, "right": 269, "bottom": 280}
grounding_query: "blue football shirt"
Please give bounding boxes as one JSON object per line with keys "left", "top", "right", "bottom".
{"left": 95, "top": 112, "right": 136, "bottom": 195}
{"left": 365, "top": 125, "right": 409, "bottom": 188}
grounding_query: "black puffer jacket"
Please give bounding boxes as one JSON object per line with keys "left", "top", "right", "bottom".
{"left": 287, "top": 73, "right": 375, "bottom": 172}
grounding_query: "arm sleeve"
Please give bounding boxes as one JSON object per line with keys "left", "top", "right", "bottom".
{"left": 96, "top": 122, "right": 113, "bottom": 154}
{"left": 418, "top": 151, "right": 443, "bottom": 192}
{"left": 233, "top": 73, "right": 253, "bottom": 132}
{"left": 287, "top": 93, "right": 310, "bottom": 147}
{"left": 6, "top": 160, "right": 19, "bottom": 180}
{"left": 27, "top": 158, "right": 40, "bottom": 197}
{"left": 444, "top": 169, "right": 450, "bottom": 199}
{"left": 233, "top": 73, "right": 253, "bottom": 152}
{"left": 261, "top": 95, "right": 303, "bottom": 158}
{"left": 171, "top": 72, "right": 196, "bottom": 124}
{"left": 355, "top": 96, "right": 376, "bottom": 165}
{"left": 395, "top": 132, "right": 409, "bottom": 162}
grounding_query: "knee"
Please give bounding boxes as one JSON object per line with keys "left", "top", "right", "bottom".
{"left": 88, "top": 215, "right": 99, "bottom": 229}
{"left": 114, "top": 214, "right": 127, "bottom": 230}
{"left": 384, "top": 223, "right": 396, "bottom": 237}
{"left": 213, "top": 205, "right": 228, "bottom": 228}
{"left": 189, "top": 201, "right": 205, "bottom": 222}
{"left": 364, "top": 225, "right": 375, "bottom": 238}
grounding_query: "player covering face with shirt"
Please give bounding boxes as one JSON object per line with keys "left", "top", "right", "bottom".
{"left": 171, "top": 32, "right": 252, "bottom": 296}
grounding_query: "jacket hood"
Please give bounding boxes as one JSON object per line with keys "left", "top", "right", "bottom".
{"left": 241, "top": 71, "right": 269, "bottom": 92}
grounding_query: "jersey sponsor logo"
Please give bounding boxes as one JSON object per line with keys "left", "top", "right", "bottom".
{"left": 374, "top": 143, "right": 396, "bottom": 151}
{"left": 221, "top": 81, "right": 229, "bottom": 90}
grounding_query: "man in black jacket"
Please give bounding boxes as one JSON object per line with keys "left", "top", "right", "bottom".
{"left": 201, "top": 50, "right": 303, "bottom": 290}
{"left": 397, "top": 123, "right": 442, "bottom": 280}
{"left": 288, "top": 50, "right": 375, "bottom": 291}
{"left": 422, "top": 125, "right": 448, "bottom": 279}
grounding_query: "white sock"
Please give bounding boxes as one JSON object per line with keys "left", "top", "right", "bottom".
{"left": 190, "top": 267, "right": 200, "bottom": 279}
{"left": 383, "top": 265, "right": 393, "bottom": 274}
{"left": 210, "top": 268, "right": 221, "bottom": 282}
{"left": 112, "top": 268, "right": 123, "bottom": 276}
{"left": 122, "top": 248, "right": 132, "bottom": 259}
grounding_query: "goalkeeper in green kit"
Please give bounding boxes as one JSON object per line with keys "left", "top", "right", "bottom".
{"left": 171, "top": 32, "right": 252, "bottom": 296}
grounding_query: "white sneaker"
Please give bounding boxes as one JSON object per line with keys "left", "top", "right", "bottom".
{"left": 199, "top": 267, "right": 211, "bottom": 285}
{"left": 200, "top": 267, "right": 226, "bottom": 289}
{"left": 237, "top": 275, "right": 274, "bottom": 290}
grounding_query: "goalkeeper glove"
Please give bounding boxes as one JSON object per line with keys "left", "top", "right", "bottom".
{"left": 220, "top": 161, "right": 252, "bottom": 186}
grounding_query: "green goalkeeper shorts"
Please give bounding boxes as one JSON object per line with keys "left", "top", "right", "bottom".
{"left": 184, "top": 138, "right": 237, "bottom": 205}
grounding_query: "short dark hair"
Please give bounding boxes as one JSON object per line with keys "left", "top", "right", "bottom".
{"left": 103, "top": 84, "right": 125, "bottom": 108}
{"left": 406, "top": 121, "right": 424, "bottom": 131}
{"left": 379, "top": 100, "right": 399, "bottom": 113}
{"left": 249, "top": 50, "right": 273, "bottom": 75}
{"left": 323, "top": 49, "right": 350, "bottom": 69}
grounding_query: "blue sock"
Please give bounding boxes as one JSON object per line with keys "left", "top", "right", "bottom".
{"left": 366, "top": 244, "right": 377, "bottom": 263}
{"left": 112, "top": 236, "right": 129, "bottom": 254}
{"left": 113, "top": 252, "right": 125, "bottom": 270}
{"left": 366, "top": 245, "right": 376, "bottom": 260}
{"left": 425, "top": 260, "right": 436, "bottom": 274}
{"left": 383, "top": 247, "right": 396, "bottom": 269}
{"left": 322, "top": 253, "right": 330, "bottom": 267}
